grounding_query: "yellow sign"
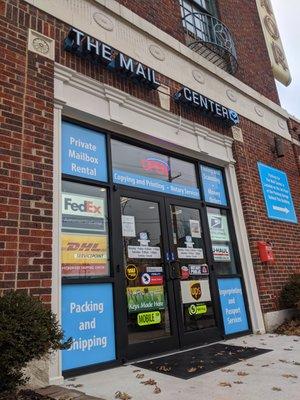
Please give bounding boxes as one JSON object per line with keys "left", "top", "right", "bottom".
{"left": 137, "top": 311, "right": 161, "bottom": 326}
{"left": 256, "top": 0, "right": 291, "bottom": 86}
{"left": 188, "top": 304, "right": 207, "bottom": 316}
{"left": 61, "top": 233, "right": 108, "bottom": 277}
{"left": 125, "top": 264, "right": 139, "bottom": 281}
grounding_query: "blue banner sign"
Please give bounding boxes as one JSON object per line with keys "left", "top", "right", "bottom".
{"left": 62, "top": 283, "right": 116, "bottom": 370}
{"left": 258, "top": 162, "right": 297, "bottom": 223}
{"left": 113, "top": 169, "right": 200, "bottom": 199}
{"left": 62, "top": 122, "right": 108, "bottom": 182}
{"left": 218, "top": 278, "right": 249, "bottom": 335}
{"left": 200, "top": 165, "right": 227, "bottom": 205}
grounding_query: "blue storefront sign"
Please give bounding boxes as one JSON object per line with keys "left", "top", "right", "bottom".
{"left": 200, "top": 165, "right": 227, "bottom": 206}
{"left": 62, "top": 121, "right": 108, "bottom": 182}
{"left": 258, "top": 162, "right": 297, "bottom": 223}
{"left": 62, "top": 283, "right": 115, "bottom": 370}
{"left": 218, "top": 278, "right": 249, "bottom": 335}
{"left": 113, "top": 169, "right": 200, "bottom": 199}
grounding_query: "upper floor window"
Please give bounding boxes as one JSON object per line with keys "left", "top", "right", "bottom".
{"left": 180, "top": 0, "right": 216, "bottom": 41}
{"left": 179, "top": 0, "right": 238, "bottom": 75}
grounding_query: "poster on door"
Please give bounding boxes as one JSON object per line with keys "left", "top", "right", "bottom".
{"left": 61, "top": 283, "right": 115, "bottom": 370}
{"left": 177, "top": 247, "right": 204, "bottom": 259}
{"left": 213, "top": 244, "right": 231, "bottom": 262}
{"left": 61, "top": 233, "right": 109, "bottom": 277}
{"left": 207, "top": 213, "right": 229, "bottom": 241}
{"left": 180, "top": 279, "right": 211, "bottom": 304}
{"left": 127, "top": 245, "right": 161, "bottom": 259}
{"left": 126, "top": 286, "right": 165, "bottom": 313}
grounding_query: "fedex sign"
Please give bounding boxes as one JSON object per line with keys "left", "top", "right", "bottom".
{"left": 62, "top": 194, "right": 104, "bottom": 218}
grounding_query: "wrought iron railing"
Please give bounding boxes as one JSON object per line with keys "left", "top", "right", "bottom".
{"left": 182, "top": 11, "right": 238, "bottom": 74}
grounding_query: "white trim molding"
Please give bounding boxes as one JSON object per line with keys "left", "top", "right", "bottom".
{"left": 25, "top": 0, "right": 290, "bottom": 140}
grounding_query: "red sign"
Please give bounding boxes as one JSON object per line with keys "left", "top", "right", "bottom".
{"left": 181, "top": 266, "right": 190, "bottom": 280}
{"left": 141, "top": 158, "right": 169, "bottom": 177}
{"left": 141, "top": 272, "right": 164, "bottom": 285}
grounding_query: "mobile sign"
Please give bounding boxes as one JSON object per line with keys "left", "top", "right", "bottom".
{"left": 258, "top": 163, "right": 297, "bottom": 223}
{"left": 62, "top": 283, "right": 116, "bottom": 370}
{"left": 218, "top": 278, "right": 249, "bottom": 335}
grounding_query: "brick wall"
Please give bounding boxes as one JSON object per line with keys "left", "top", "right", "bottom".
{"left": 0, "top": 0, "right": 54, "bottom": 304}
{"left": 0, "top": 0, "right": 299, "bottom": 314}
{"left": 117, "top": 0, "right": 280, "bottom": 104}
{"left": 233, "top": 120, "right": 300, "bottom": 313}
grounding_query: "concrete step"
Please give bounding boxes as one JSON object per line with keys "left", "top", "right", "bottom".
{"left": 34, "top": 385, "right": 105, "bottom": 400}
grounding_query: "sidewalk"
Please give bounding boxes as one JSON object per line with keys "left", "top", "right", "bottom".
{"left": 64, "top": 334, "right": 299, "bottom": 400}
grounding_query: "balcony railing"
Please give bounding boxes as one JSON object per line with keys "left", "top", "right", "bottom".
{"left": 182, "top": 11, "right": 237, "bottom": 74}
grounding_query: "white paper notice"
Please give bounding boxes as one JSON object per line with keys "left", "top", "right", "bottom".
{"left": 190, "top": 219, "right": 201, "bottom": 238}
{"left": 128, "top": 246, "right": 161, "bottom": 259}
{"left": 177, "top": 247, "right": 204, "bottom": 259}
{"left": 122, "top": 215, "right": 136, "bottom": 237}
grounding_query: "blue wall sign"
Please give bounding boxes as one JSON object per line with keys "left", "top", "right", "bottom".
{"left": 113, "top": 169, "right": 200, "bottom": 199}
{"left": 258, "top": 162, "right": 297, "bottom": 223}
{"left": 62, "top": 122, "right": 108, "bottom": 182}
{"left": 200, "top": 165, "right": 227, "bottom": 206}
{"left": 218, "top": 278, "right": 249, "bottom": 335}
{"left": 62, "top": 283, "right": 116, "bottom": 371}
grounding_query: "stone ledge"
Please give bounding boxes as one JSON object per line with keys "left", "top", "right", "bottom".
{"left": 35, "top": 385, "right": 104, "bottom": 400}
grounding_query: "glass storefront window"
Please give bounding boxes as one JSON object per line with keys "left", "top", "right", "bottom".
{"left": 111, "top": 140, "right": 200, "bottom": 199}
{"left": 61, "top": 181, "right": 110, "bottom": 279}
{"left": 207, "top": 207, "right": 237, "bottom": 275}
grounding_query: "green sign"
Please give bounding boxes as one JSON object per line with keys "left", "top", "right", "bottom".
{"left": 188, "top": 303, "right": 207, "bottom": 316}
{"left": 137, "top": 311, "right": 161, "bottom": 326}
{"left": 127, "top": 286, "right": 165, "bottom": 313}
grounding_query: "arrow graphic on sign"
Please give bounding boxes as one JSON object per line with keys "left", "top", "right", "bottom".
{"left": 272, "top": 205, "right": 289, "bottom": 214}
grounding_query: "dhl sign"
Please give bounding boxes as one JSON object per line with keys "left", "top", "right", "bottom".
{"left": 61, "top": 234, "right": 107, "bottom": 265}
{"left": 256, "top": 0, "right": 291, "bottom": 86}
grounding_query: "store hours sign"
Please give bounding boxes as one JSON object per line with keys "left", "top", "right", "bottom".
{"left": 62, "top": 283, "right": 116, "bottom": 370}
{"left": 62, "top": 122, "right": 108, "bottom": 182}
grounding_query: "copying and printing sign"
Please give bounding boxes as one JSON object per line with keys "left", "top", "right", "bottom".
{"left": 62, "top": 283, "right": 116, "bottom": 371}
{"left": 62, "top": 193, "right": 105, "bottom": 232}
{"left": 218, "top": 278, "right": 249, "bottom": 335}
{"left": 258, "top": 163, "right": 297, "bottom": 223}
{"left": 113, "top": 169, "right": 200, "bottom": 200}
{"left": 200, "top": 165, "right": 227, "bottom": 206}
{"left": 62, "top": 121, "right": 108, "bottom": 182}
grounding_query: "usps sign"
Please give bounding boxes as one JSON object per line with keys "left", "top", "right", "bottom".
{"left": 258, "top": 163, "right": 297, "bottom": 223}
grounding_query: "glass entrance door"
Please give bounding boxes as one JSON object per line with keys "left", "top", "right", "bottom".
{"left": 166, "top": 198, "right": 221, "bottom": 347}
{"left": 118, "top": 190, "right": 179, "bottom": 359}
{"left": 117, "top": 190, "right": 221, "bottom": 360}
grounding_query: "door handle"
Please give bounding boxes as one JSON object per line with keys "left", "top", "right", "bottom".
{"left": 170, "top": 261, "right": 181, "bottom": 280}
